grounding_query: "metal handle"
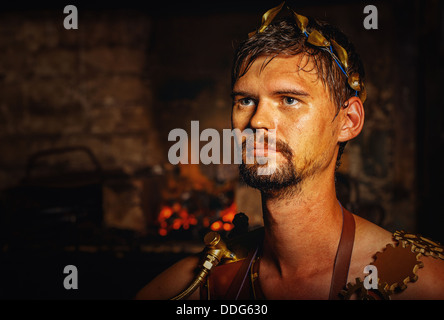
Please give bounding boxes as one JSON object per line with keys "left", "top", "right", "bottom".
{"left": 170, "top": 231, "right": 236, "bottom": 300}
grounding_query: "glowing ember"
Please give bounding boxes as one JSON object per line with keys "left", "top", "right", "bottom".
{"left": 157, "top": 202, "right": 237, "bottom": 236}
{"left": 210, "top": 202, "right": 236, "bottom": 232}
{"left": 210, "top": 220, "right": 223, "bottom": 231}
{"left": 157, "top": 203, "right": 199, "bottom": 236}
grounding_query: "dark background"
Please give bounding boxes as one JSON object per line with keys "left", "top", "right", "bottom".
{"left": 0, "top": 0, "right": 442, "bottom": 299}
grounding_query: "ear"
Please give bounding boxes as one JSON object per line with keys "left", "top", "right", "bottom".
{"left": 337, "top": 96, "right": 365, "bottom": 143}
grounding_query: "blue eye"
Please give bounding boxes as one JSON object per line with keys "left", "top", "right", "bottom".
{"left": 283, "top": 97, "right": 298, "bottom": 106}
{"left": 239, "top": 98, "right": 255, "bottom": 107}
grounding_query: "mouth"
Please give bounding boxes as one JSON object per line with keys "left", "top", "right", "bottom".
{"left": 252, "top": 144, "right": 278, "bottom": 157}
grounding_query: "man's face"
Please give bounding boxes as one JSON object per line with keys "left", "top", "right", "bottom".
{"left": 231, "top": 54, "right": 342, "bottom": 194}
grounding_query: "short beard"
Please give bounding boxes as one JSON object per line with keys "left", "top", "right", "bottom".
{"left": 239, "top": 138, "right": 303, "bottom": 199}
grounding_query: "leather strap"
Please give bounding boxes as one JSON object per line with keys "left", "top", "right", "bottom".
{"left": 224, "top": 246, "right": 258, "bottom": 299}
{"left": 328, "top": 205, "right": 355, "bottom": 300}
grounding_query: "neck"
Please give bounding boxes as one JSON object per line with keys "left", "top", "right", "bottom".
{"left": 260, "top": 173, "right": 344, "bottom": 277}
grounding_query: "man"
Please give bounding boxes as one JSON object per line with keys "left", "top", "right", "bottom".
{"left": 136, "top": 4, "right": 444, "bottom": 300}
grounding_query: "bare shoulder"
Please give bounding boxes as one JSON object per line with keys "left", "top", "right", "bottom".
{"left": 347, "top": 214, "right": 394, "bottom": 280}
{"left": 353, "top": 214, "right": 395, "bottom": 258}
{"left": 135, "top": 255, "right": 201, "bottom": 300}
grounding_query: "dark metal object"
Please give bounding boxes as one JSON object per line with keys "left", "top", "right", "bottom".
{"left": 0, "top": 146, "right": 105, "bottom": 248}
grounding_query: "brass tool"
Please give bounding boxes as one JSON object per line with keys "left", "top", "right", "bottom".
{"left": 170, "top": 231, "right": 236, "bottom": 300}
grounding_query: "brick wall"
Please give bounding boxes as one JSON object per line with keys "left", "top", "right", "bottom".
{"left": 0, "top": 2, "right": 425, "bottom": 235}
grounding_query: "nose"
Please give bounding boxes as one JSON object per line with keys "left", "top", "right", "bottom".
{"left": 249, "top": 100, "right": 276, "bottom": 131}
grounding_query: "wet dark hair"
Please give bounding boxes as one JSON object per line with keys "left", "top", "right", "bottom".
{"left": 231, "top": 17, "right": 365, "bottom": 168}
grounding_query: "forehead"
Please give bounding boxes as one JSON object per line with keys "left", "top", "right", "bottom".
{"left": 234, "top": 54, "right": 327, "bottom": 96}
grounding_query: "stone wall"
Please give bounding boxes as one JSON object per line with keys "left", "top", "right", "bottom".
{"left": 0, "top": 1, "right": 441, "bottom": 239}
